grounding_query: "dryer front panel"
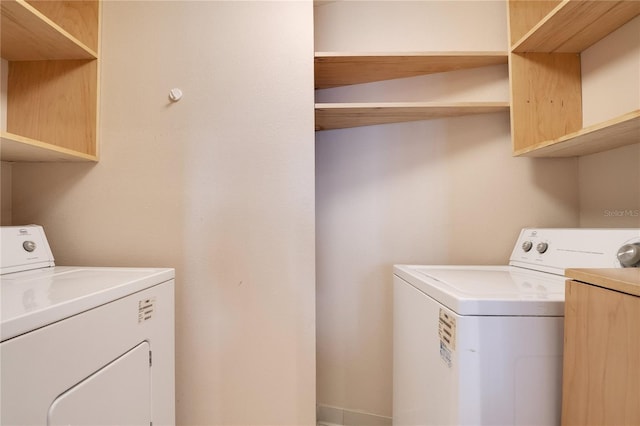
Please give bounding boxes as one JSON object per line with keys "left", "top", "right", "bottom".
{"left": 48, "top": 342, "right": 151, "bottom": 426}
{"left": 0, "top": 281, "right": 174, "bottom": 425}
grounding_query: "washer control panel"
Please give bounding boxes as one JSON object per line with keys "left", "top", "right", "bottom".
{"left": 509, "top": 228, "right": 640, "bottom": 274}
{"left": 536, "top": 242, "right": 549, "bottom": 254}
{"left": 617, "top": 243, "right": 640, "bottom": 267}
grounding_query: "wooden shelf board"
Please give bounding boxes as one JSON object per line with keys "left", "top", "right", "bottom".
{"left": 1, "top": 0, "right": 97, "bottom": 60}
{"left": 315, "top": 102, "right": 510, "bottom": 131}
{"left": 315, "top": 51, "right": 508, "bottom": 89}
{"left": 512, "top": 0, "right": 640, "bottom": 53}
{"left": 514, "top": 110, "right": 640, "bottom": 157}
{"left": 1, "top": 132, "right": 98, "bottom": 162}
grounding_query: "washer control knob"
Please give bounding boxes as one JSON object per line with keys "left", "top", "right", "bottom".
{"left": 23, "top": 240, "right": 36, "bottom": 252}
{"left": 522, "top": 241, "right": 533, "bottom": 252}
{"left": 536, "top": 242, "right": 549, "bottom": 254}
{"left": 617, "top": 243, "right": 640, "bottom": 268}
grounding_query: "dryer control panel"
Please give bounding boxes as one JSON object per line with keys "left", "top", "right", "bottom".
{"left": 0, "top": 225, "right": 55, "bottom": 275}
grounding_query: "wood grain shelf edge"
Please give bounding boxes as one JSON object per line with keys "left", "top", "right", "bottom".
{"left": 1, "top": 132, "right": 98, "bottom": 162}
{"left": 315, "top": 101, "right": 510, "bottom": 131}
{"left": 514, "top": 110, "right": 640, "bottom": 157}
{"left": 315, "top": 51, "right": 508, "bottom": 89}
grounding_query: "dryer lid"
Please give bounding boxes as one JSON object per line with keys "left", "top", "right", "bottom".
{"left": 1, "top": 266, "right": 174, "bottom": 342}
{"left": 394, "top": 265, "right": 566, "bottom": 316}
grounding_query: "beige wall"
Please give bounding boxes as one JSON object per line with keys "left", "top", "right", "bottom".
{"left": 314, "top": 0, "right": 580, "bottom": 418}
{"left": 9, "top": 1, "right": 315, "bottom": 425}
{"left": 578, "top": 16, "right": 640, "bottom": 228}
{"left": 578, "top": 143, "right": 640, "bottom": 228}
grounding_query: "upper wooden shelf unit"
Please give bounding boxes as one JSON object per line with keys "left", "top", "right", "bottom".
{"left": 314, "top": 51, "right": 509, "bottom": 130}
{"left": 1, "top": 0, "right": 100, "bottom": 162}
{"left": 508, "top": 0, "right": 640, "bottom": 157}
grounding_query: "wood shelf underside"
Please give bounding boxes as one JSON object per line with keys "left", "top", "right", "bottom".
{"left": 512, "top": 0, "right": 640, "bottom": 53}
{"left": 315, "top": 102, "right": 510, "bottom": 131}
{"left": 315, "top": 52, "right": 508, "bottom": 89}
{"left": 1, "top": 0, "right": 97, "bottom": 60}
{"left": 514, "top": 110, "right": 640, "bottom": 157}
{"left": 1, "top": 132, "right": 97, "bottom": 162}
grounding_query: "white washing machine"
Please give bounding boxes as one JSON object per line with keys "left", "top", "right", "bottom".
{"left": 0, "top": 225, "right": 175, "bottom": 425}
{"left": 393, "top": 227, "right": 640, "bottom": 426}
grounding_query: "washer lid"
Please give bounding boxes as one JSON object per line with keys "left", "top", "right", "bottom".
{"left": 393, "top": 265, "right": 566, "bottom": 316}
{"left": 1, "top": 266, "right": 175, "bottom": 342}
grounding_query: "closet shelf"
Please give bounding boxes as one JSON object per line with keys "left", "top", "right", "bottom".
{"left": 514, "top": 110, "right": 640, "bottom": 157}
{"left": 1, "top": 0, "right": 97, "bottom": 60}
{"left": 507, "top": 0, "right": 640, "bottom": 157}
{"left": 315, "top": 102, "right": 510, "bottom": 131}
{"left": 315, "top": 51, "right": 508, "bottom": 89}
{"left": 1, "top": 132, "right": 98, "bottom": 162}
{"left": 512, "top": 0, "right": 640, "bottom": 53}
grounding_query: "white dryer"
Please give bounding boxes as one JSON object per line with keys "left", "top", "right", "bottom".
{"left": 393, "top": 227, "right": 640, "bottom": 426}
{"left": 0, "top": 225, "right": 175, "bottom": 425}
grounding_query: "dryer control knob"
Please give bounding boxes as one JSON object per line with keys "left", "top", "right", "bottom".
{"left": 23, "top": 240, "right": 36, "bottom": 252}
{"left": 522, "top": 241, "right": 533, "bottom": 252}
{"left": 536, "top": 242, "right": 549, "bottom": 254}
{"left": 617, "top": 243, "right": 640, "bottom": 267}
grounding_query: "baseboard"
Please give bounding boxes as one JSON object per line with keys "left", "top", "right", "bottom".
{"left": 317, "top": 404, "right": 392, "bottom": 426}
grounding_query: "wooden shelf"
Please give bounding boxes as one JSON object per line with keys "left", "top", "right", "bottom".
{"left": 1, "top": 0, "right": 97, "bottom": 60}
{"left": 315, "top": 51, "right": 508, "bottom": 89}
{"left": 1, "top": 132, "right": 98, "bottom": 162}
{"left": 512, "top": 0, "right": 640, "bottom": 53}
{"left": 1, "top": 1, "right": 99, "bottom": 162}
{"left": 514, "top": 110, "right": 640, "bottom": 157}
{"left": 314, "top": 51, "right": 510, "bottom": 130}
{"left": 508, "top": 0, "right": 640, "bottom": 157}
{"left": 315, "top": 102, "right": 509, "bottom": 131}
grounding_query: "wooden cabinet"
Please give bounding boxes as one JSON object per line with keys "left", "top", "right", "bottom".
{"left": 507, "top": 1, "right": 640, "bottom": 157}
{"left": 562, "top": 268, "right": 640, "bottom": 426}
{"left": 1, "top": 0, "right": 100, "bottom": 162}
{"left": 314, "top": 52, "right": 510, "bottom": 131}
